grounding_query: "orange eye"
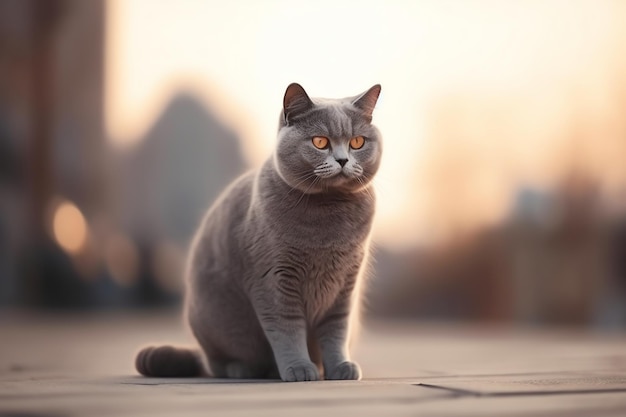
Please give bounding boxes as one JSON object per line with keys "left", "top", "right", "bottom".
{"left": 312, "top": 136, "right": 329, "bottom": 149}
{"left": 350, "top": 136, "right": 365, "bottom": 149}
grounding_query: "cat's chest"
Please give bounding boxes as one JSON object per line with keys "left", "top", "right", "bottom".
{"left": 277, "top": 200, "right": 373, "bottom": 249}
{"left": 252, "top": 217, "right": 368, "bottom": 319}
{"left": 294, "top": 246, "right": 364, "bottom": 317}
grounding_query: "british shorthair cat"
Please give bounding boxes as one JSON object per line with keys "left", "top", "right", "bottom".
{"left": 136, "top": 83, "right": 382, "bottom": 382}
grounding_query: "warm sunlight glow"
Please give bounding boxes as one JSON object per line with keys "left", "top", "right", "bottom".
{"left": 51, "top": 200, "right": 89, "bottom": 255}
{"left": 106, "top": 0, "right": 626, "bottom": 248}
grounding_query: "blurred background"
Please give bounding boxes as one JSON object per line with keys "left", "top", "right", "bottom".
{"left": 1, "top": 0, "right": 625, "bottom": 329}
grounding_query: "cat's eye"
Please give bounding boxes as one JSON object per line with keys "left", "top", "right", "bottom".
{"left": 350, "top": 136, "right": 365, "bottom": 149}
{"left": 312, "top": 136, "right": 329, "bottom": 149}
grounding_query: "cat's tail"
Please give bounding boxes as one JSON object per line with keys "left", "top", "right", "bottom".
{"left": 135, "top": 345, "right": 205, "bottom": 377}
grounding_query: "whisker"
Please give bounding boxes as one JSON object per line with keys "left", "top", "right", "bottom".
{"left": 292, "top": 177, "right": 320, "bottom": 210}
{"left": 281, "top": 172, "right": 316, "bottom": 202}
{"left": 357, "top": 177, "right": 375, "bottom": 202}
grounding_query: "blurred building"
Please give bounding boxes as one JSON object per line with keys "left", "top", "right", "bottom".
{"left": 0, "top": 0, "right": 107, "bottom": 307}
{"left": 0, "top": 0, "right": 247, "bottom": 309}
{"left": 369, "top": 174, "right": 626, "bottom": 328}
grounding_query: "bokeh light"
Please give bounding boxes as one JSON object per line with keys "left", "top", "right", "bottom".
{"left": 51, "top": 199, "right": 89, "bottom": 256}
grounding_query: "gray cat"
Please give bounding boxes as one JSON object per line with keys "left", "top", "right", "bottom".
{"left": 136, "top": 83, "right": 382, "bottom": 382}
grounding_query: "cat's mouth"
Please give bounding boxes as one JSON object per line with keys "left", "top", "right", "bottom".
{"left": 316, "top": 170, "right": 352, "bottom": 181}
{"left": 315, "top": 171, "right": 369, "bottom": 192}
{"left": 306, "top": 165, "right": 369, "bottom": 193}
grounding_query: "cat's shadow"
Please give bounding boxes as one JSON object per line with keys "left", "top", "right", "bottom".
{"left": 116, "top": 376, "right": 282, "bottom": 385}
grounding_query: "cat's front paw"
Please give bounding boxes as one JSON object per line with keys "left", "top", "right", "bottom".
{"left": 281, "top": 360, "right": 320, "bottom": 382}
{"left": 326, "top": 361, "right": 361, "bottom": 380}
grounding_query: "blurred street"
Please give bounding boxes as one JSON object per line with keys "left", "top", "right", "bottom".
{"left": 1, "top": 312, "right": 625, "bottom": 416}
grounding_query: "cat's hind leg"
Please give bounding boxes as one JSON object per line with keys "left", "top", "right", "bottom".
{"left": 135, "top": 345, "right": 205, "bottom": 377}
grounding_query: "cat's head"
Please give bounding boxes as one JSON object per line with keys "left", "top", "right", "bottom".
{"left": 274, "top": 83, "right": 382, "bottom": 194}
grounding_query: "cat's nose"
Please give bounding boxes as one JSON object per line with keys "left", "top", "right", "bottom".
{"left": 336, "top": 158, "right": 348, "bottom": 168}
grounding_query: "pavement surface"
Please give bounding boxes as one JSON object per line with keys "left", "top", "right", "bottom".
{"left": 1, "top": 311, "right": 626, "bottom": 416}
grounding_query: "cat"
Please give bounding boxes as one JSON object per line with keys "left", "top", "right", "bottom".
{"left": 135, "top": 83, "right": 382, "bottom": 382}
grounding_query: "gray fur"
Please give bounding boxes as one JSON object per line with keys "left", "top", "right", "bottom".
{"left": 136, "top": 83, "right": 382, "bottom": 382}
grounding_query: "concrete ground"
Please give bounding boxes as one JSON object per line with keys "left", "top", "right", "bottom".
{"left": 1, "top": 311, "right": 626, "bottom": 416}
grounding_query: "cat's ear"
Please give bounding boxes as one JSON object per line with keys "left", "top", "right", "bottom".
{"left": 352, "top": 84, "right": 381, "bottom": 122}
{"left": 283, "top": 83, "right": 313, "bottom": 124}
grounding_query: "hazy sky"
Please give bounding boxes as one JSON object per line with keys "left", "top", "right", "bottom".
{"left": 106, "top": 0, "right": 626, "bottom": 248}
